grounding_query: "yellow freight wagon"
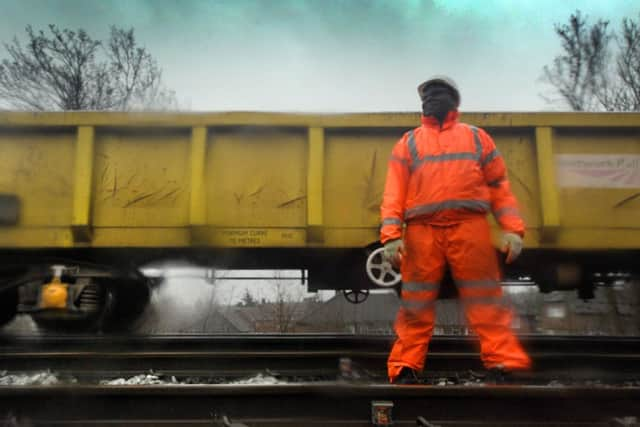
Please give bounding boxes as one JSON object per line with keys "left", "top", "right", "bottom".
{"left": 0, "top": 112, "right": 638, "bottom": 329}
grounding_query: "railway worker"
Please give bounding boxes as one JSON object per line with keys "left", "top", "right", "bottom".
{"left": 380, "top": 77, "right": 531, "bottom": 384}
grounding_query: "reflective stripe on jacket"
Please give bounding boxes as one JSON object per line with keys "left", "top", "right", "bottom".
{"left": 380, "top": 111, "right": 525, "bottom": 243}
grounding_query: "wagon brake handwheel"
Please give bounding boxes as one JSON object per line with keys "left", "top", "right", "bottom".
{"left": 343, "top": 289, "right": 370, "bottom": 304}
{"left": 366, "top": 247, "right": 402, "bottom": 287}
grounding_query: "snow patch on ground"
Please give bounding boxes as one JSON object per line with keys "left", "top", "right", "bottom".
{"left": 229, "top": 373, "right": 283, "bottom": 385}
{"left": 0, "top": 370, "right": 70, "bottom": 386}
{"left": 100, "top": 373, "right": 178, "bottom": 385}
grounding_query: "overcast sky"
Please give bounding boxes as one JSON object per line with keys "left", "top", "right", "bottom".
{"left": 0, "top": 0, "right": 637, "bottom": 112}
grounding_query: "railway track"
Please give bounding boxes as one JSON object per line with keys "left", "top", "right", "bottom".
{"left": 0, "top": 334, "right": 639, "bottom": 426}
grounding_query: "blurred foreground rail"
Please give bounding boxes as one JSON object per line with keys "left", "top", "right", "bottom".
{"left": 0, "top": 334, "right": 639, "bottom": 426}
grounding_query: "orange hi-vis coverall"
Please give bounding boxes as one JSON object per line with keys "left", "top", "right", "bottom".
{"left": 381, "top": 111, "right": 531, "bottom": 382}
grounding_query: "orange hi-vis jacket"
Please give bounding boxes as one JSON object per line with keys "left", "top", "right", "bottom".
{"left": 380, "top": 111, "right": 524, "bottom": 244}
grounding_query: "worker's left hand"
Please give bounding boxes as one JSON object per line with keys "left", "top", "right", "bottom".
{"left": 501, "top": 233, "right": 523, "bottom": 264}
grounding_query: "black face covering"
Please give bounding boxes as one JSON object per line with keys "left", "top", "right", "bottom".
{"left": 421, "top": 84, "right": 457, "bottom": 125}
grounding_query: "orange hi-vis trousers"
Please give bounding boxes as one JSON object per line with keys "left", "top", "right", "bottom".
{"left": 387, "top": 215, "right": 531, "bottom": 382}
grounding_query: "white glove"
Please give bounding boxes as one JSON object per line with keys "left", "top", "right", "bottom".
{"left": 383, "top": 239, "right": 404, "bottom": 267}
{"left": 501, "top": 233, "right": 523, "bottom": 264}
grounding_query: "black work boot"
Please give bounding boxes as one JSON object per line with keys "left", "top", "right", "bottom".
{"left": 484, "top": 367, "right": 512, "bottom": 385}
{"left": 392, "top": 367, "right": 420, "bottom": 385}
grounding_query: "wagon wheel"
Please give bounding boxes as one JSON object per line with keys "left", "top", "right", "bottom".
{"left": 0, "top": 286, "right": 18, "bottom": 327}
{"left": 343, "top": 289, "right": 370, "bottom": 304}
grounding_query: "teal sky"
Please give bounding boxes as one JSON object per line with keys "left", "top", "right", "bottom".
{"left": 0, "top": 0, "right": 637, "bottom": 111}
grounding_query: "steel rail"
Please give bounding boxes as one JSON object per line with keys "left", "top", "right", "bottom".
{"left": 0, "top": 334, "right": 639, "bottom": 426}
{"left": 0, "top": 384, "right": 639, "bottom": 426}
{"left": 0, "top": 335, "right": 639, "bottom": 377}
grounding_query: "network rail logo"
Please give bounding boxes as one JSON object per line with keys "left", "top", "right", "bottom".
{"left": 556, "top": 154, "right": 640, "bottom": 188}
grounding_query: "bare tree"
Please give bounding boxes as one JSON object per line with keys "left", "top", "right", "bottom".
{"left": 542, "top": 11, "right": 611, "bottom": 111}
{"left": 543, "top": 11, "right": 640, "bottom": 111}
{"left": 252, "top": 274, "right": 308, "bottom": 333}
{"left": 265, "top": 279, "right": 301, "bottom": 333}
{"left": 0, "top": 25, "right": 176, "bottom": 111}
{"left": 615, "top": 17, "right": 640, "bottom": 110}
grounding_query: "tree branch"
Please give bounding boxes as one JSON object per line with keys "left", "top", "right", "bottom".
{"left": 0, "top": 25, "right": 175, "bottom": 111}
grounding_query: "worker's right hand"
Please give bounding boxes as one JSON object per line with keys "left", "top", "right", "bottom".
{"left": 501, "top": 233, "right": 523, "bottom": 264}
{"left": 383, "top": 239, "right": 404, "bottom": 267}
